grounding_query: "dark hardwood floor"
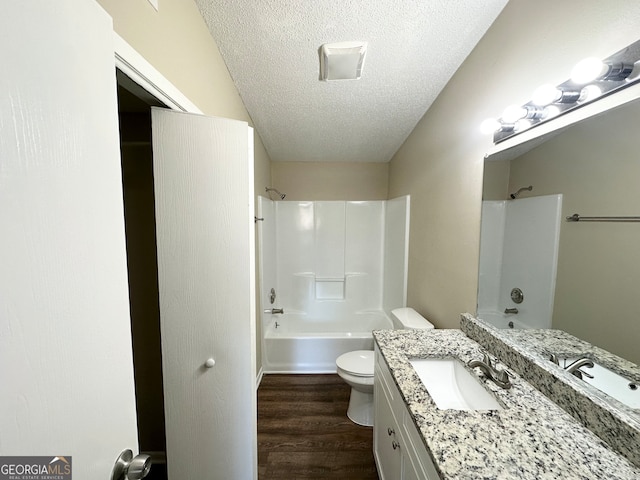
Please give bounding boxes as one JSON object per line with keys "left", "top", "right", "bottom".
{"left": 258, "top": 374, "right": 379, "bottom": 480}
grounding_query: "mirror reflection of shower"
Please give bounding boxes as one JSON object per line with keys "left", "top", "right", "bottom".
{"left": 265, "top": 187, "right": 286, "bottom": 200}
{"left": 510, "top": 185, "right": 533, "bottom": 199}
{"left": 478, "top": 193, "right": 562, "bottom": 330}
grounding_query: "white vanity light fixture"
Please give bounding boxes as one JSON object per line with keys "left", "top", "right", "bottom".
{"left": 514, "top": 118, "right": 532, "bottom": 132}
{"left": 319, "top": 41, "right": 368, "bottom": 81}
{"left": 532, "top": 84, "right": 581, "bottom": 106}
{"left": 480, "top": 38, "right": 640, "bottom": 142}
{"left": 578, "top": 84, "right": 603, "bottom": 103}
{"left": 570, "top": 57, "right": 633, "bottom": 84}
{"left": 542, "top": 105, "right": 561, "bottom": 119}
{"left": 480, "top": 118, "right": 502, "bottom": 135}
{"left": 502, "top": 104, "right": 546, "bottom": 123}
{"left": 501, "top": 105, "right": 527, "bottom": 123}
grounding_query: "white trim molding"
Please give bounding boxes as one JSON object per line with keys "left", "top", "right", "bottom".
{"left": 113, "top": 33, "right": 202, "bottom": 114}
{"left": 256, "top": 367, "right": 264, "bottom": 389}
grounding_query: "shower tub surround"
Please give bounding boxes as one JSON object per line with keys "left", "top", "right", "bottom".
{"left": 478, "top": 194, "right": 562, "bottom": 329}
{"left": 258, "top": 197, "right": 410, "bottom": 373}
{"left": 373, "top": 329, "right": 640, "bottom": 479}
{"left": 461, "top": 313, "right": 640, "bottom": 468}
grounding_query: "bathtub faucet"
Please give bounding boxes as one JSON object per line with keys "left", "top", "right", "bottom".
{"left": 504, "top": 308, "right": 518, "bottom": 314}
{"left": 265, "top": 308, "right": 284, "bottom": 314}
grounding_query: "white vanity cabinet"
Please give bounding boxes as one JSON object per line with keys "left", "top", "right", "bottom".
{"left": 374, "top": 345, "right": 441, "bottom": 480}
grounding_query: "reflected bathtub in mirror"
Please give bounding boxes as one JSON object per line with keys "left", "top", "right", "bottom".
{"left": 480, "top": 97, "right": 640, "bottom": 365}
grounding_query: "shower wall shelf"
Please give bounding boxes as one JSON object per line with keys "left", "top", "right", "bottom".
{"left": 566, "top": 213, "right": 640, "bottom": 222}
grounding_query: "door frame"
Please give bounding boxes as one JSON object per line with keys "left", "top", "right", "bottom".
{"left": 113, "top": 31, "right": 202, "bottom": 466}
{"left": 113, "top": 33, "right": 201, "bottom": 115}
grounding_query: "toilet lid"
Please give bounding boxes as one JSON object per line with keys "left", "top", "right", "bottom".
{"left": 336, "top": 350, "right": 374, "bottom": 376}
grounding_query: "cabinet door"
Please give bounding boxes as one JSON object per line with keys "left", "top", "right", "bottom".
{"left": 402, "top": 409, "right": 442, "bottom": 480}
{"left": 402, "top": 454, "right": 423, "bottom": 480}
{"left": 374, "top": 376, "right": 402, "bottom": 479}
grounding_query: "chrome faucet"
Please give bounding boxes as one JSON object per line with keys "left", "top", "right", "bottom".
{"left": 504, "top": 308, "right": 518, "bottom": 314}
{"left": 468, "top": 353, "right": 512, "bottom": 389}
{"left": 565, "top": 357, "right": 595, "bottom": 380}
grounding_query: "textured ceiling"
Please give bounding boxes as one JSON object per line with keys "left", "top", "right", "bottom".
{"left": 194, "top": 0, "right": 508, "bottom": 163}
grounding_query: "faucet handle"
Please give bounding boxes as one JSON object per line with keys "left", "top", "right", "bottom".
{"left": 484, "top": 354, "right": 511, "bottom": 382}
{"left": 470, "top": 351, "right": 498, "bottom": 368}
{"left": 482, "top": 353, "right": 494, "bottom": 368}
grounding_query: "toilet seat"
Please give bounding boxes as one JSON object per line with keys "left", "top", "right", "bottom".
{"left": 336, "top": 350, "right": 374, "bottom": 377}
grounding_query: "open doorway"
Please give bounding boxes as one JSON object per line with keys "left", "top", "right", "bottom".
{"left": 116, "top": 70, "right": 168, "bottom": 480}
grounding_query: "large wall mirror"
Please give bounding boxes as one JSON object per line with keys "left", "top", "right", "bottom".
{"left": 480, "top": 95, "right": 640, "bottom": 365}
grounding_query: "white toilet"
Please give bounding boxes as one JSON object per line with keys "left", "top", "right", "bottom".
{"left": 335, "top": 307, "right": 434, "bottom": 426}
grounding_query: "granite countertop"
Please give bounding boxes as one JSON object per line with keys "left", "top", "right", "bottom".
{"left": 498, "top": 327, "right": 640, "bottom": 407}
{"left": 461, "top": 314, "right": 640, "bottom": 467}
{"left": 373, "top": 329, "right": 640, "bottom": 480}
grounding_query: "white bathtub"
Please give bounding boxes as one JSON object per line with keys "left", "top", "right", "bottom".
{"left": 263, "top": 311, "right": 393, "bottom": 373}
{"left": 477, "top": 311, "right": 533, "bottom": 330}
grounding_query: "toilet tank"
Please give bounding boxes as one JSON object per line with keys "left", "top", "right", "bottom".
{"left": 391, "top": 307, "right": 435, "bottom": 330}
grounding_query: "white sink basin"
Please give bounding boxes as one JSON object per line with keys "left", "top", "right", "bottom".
{"left": 409, "top": 358, "right": 503, "bottom": 410}
{"left": 559, "top": 357, "right": 640, "bottom": 409}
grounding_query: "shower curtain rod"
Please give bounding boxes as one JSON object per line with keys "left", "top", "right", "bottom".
{"left": 566, "top": 213, "right": 640, "bottom": 222}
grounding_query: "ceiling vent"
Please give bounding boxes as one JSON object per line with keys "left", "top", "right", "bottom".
{"left": 319, "top": 41, "right": 367, "bottom": 81}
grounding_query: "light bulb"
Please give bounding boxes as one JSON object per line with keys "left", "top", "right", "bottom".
{"left": 480, "top": 118, "right": 501, "bottom": 135}
{"left": 578, "top": 84, "right": 602, "bottom": 103}
{"left": 532, "top": 84, "right": 561, "bottom": 106}
{"left": 571, "top": 57, "right": 608, "bottom": 84}
{"left": 514, "top": 119, "right": 532, "bottom": 132}
{"left": 542, "top": 105, "right": 561, "bottom": 119}
{"left": 502, "top": 105, "right": 527, "bottom": 123}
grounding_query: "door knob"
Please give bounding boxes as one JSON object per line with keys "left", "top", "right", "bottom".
{"left": 205, "top": 358, "right": 216, "bottom": 368}
{"left": 111, "top": 449, "right": 151, "bottom": 480}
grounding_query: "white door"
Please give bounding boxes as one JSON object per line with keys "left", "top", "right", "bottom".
{"left": 152, "top": 109, "right": 257, "bottom": 479}
{"left": 0, "top": 0, "right": 139, "bottom": 478}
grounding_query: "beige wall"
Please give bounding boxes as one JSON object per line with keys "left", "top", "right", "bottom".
{"left": 98, "top": 0, "right": 272, "bottom": 190}
{"left": 389, "top": 0, "right": 640, "bottom": 328}
{"left": 506, "top": 101, "right": 640, "bottom": 364}
{"left": 97, "top": 0, "right": 271, "bottom": 374}
{"left": 482, "top": 160, "right": 510, "bottom": 201}
{"left": 271, "top": 162, "right": 389, "bottom": 200}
